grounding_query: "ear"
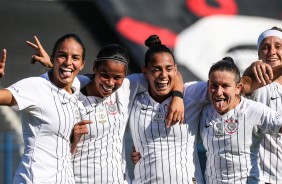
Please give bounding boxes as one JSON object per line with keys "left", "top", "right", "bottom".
{"left": 79, "top": 60, "right": 85, "bottom": 71}
{"left": 236, "top": 82, "right": 244, "bottom": 95}
{"left": 141, "top": 66, "right": 148, "bottom": 79}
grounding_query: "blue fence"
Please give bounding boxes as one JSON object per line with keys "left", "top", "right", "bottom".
{"left": 0, "top": 132, "right": 21, "bottom": 184}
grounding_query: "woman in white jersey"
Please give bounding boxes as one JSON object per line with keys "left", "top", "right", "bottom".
{"left": 199, "top": 57, "right": 282, "bottom": 183}
{"left": 27, "top": 38, "right": 185, "bottom": 183}
{"left": 243, "top": 26, "right": 282, "bottom": 184}
{"left": 0, "top": 34, "right": 90, "bottom": 183}
{"left": 129, "top": 35, "right": 209, "bottom": 184}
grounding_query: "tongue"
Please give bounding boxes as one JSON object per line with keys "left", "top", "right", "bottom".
{"left": 61, "top": 71, "right": 72, "bottom": 78}
{"left": 215, "top": 100, "right": 224, "bottom": 109}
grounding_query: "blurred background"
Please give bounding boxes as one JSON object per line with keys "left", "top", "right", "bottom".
{"left": 0, "top": 0, "right": 281, "bottom": 183}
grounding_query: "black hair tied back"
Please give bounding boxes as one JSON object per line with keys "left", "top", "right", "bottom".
{"left": 221, "top": 56, "right": 234, "bottom": 64}
{"left": 145, "top": 35, "right": 162, "bottom": 48}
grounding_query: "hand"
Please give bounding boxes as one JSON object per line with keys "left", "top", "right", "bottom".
{"left": 0, "top": 49, "right": 6, "bottom": 78}
{"left": 26, "top": 36, "right": 53, "bottom": 68}
{"left": 251, "top": 61, "right": 273, "bottom": 85}
{"left": 165, "top": 96, "right": 184, "bottom": 128}
{"left": 131, "top": 146, "right": 141, "bottom": 165}
{"left": 70, "top": 120, "right": 92, "bottom": 154}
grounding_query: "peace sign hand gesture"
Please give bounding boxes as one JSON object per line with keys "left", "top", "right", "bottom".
{"left": 26, "top": 36, "right": 53, "bottom": 68}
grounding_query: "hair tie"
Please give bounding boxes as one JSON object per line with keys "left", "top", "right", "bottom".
{"left": 96, "top": 56, "right": 128, "bottom": 66}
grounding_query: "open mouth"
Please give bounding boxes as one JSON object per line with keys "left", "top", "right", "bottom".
{"left": 60, "top": 67, "right": 74, "bottom": 78}
{"left": 214, "top": 97, "right": 226, "bottom": 109}
{"left": 156, "top": 80, "right": 169, "bottom": 90}
{"left": 101, "top": 83, "right": 114, "bottom": 93}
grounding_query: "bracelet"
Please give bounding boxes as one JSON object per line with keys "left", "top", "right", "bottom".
{"left": 171, "top": 90, "right": 183, "bottom": 99}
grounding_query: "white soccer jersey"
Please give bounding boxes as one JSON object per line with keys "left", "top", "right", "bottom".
{"left": 130, "top": 81, "right": 209, "bottom": 184}
{"left": 199, "top": 97, "right": 282, "bottom": 184}
{"left": 8, "top": 73, "right": 84, "bottom": 184}
{"left": 72, "top": 74, "right": 147, "bottom": 183}
{"left": 249, "top": 82, "right": 282, "bottom": 183}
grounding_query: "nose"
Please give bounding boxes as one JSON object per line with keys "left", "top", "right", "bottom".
{"left": 160, "top": 70, "right": 168, "bottom": 78}
{"left": 268, "top": 45, "right": 276, "bottom": 55}
{"left": 215, "top": 86, "right": 223, "bottom": 96}
{"left": 106, "top": 78, "right": 115, "bottom": 87}
{"left": 64, "top": 56, "right": 72, "bottom": 65}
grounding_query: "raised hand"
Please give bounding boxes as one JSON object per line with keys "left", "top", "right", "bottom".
{"left": 26, "top": 36, "right": 53, "bottom": 68}
{"left": 0, "top": 49, "right": 7, "bottom": 78}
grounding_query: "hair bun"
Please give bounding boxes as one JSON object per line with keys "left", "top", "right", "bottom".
{"left": 145, "top": 35, "right": 162, "bottom": 48}
{"left": 222, "top": 56, "right": 234, "bottom": 63}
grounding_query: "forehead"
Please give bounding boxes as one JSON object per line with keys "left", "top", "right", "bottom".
{"left": 96, "top": 60, "right": 127, "bottom": 74}
{"left": 149, "top": 52, "right": 174, "bottom": 66}
{"left": 209, "top": 70, "right": 236, "bottom": 82}
{"left": 56, "top": 38, "right": 83, "bottom": 52}
{"left": 260, "top": 36, "right": 282, "bottom": 45}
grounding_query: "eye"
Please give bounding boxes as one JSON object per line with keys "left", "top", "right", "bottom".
{"left": 166, "top": 67, "right": 173, "bottom": 72}
{"left": 100, "top": 73, "right": 110, "bottom": 79}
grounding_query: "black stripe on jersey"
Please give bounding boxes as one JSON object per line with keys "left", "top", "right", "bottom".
{"left": 52, "top": 88, "right": 77, "bottom": 183}
{"left": 243, "top": 114, "right": 249, "bottom": 182}
{"left": 235, "top": 113, "right": 243, "bottom": 184}
{"left": 222, "top": 115, "right": 230, "bottom": 183}
{"left": 135, "top": 95, "right": 148, "bottom": 183}
{"left": 150, "top": 100, "right": 156, "bottom": 183}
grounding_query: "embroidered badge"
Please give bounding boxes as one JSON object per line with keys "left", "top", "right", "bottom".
{"left": 97, "top": 107, "right": 107, "bottom": 123}
{"left": 224, "top": 117, "right": 238, "bottom": 134}
{"left": 153, "top": 112, "right": 164, "bottom": 121}
{"left": 215, "top": 121, "right": 223, "bottom": 137}
{"left": 106, "top": 100, "right": 118, "bottom": 115}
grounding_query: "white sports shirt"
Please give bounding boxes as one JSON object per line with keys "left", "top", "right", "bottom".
{"left": 8, "top": 73, "right": 84, "bottom": 184}
{"left": 130, "top": 81, "right": 209, "bottom": 184}
{"left": 248, "top": 82, "right": 282, "bottom": 183}
{"left": 72, "top": 74, "right": 147, "bottom": 183}
{"left": 199, "top": 97, "right": 282, "bottom": 183}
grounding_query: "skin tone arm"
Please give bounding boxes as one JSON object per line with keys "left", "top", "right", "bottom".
{"left": 242, "top": 61, "right": 282, "bottom": 95}
{"left": 0, "top": 49, "right": 17, "bottom": 106}
{"left": 166, "top": 71, "right": 184, "bottom": 128}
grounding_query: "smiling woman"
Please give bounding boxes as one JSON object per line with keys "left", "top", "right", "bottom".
{"left": 199, "top": 57, "right": 282, "bottom": 183}
{"left": 0, "top": 34, "right": 91, "bottom": 184}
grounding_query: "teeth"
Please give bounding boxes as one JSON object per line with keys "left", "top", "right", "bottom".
{"left": 157, "top": 81, "right": 168, "bottom": 89}
{"left": 61, "top": 67, "right": 73, "bottom": 72}
{"left": 101, "top": 84, "right": 113, "bottom": 92}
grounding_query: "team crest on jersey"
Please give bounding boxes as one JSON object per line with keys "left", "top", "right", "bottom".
{"left": 106, "top": 100, "right": 118, "bottom": 115}
{"left": 224, "top": 117, "right": 238, "bottom": 134}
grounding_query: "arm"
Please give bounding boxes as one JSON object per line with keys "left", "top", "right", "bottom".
{"left": 242, "top": 61, "right": 282, "bottom": 95}
{"left": 26, "top": 36, "right": 53, "bottom": 68}
{"left": 70, "top": 120, "right": 92, "bottom": 154}
{"left": 166, "top": 71, "right": 184, "bottom": 127}
{"left": 0, "top": 49, "right": 6, "bottom": 78}
{"left": 0, "top": 49, "right": 17, "bottom": 106}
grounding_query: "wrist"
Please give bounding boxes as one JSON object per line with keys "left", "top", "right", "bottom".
{"left": 171, "top": 90, "right": 183, "bottom": 99}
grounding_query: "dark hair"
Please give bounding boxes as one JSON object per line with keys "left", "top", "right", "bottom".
{"left": 51, "top": 33, "right": 86, "bottom": 60}
{"left": 208, "top": 57, "right": 241, "bottom": 83}
{"left": 270, "top": 26, "right": 282, "bottom": 32}
{"left": 144, "top": 35, "right": 175, "bottom": 67}
{"left": 94, "top": 44, "right": 129, "bottom": 72}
